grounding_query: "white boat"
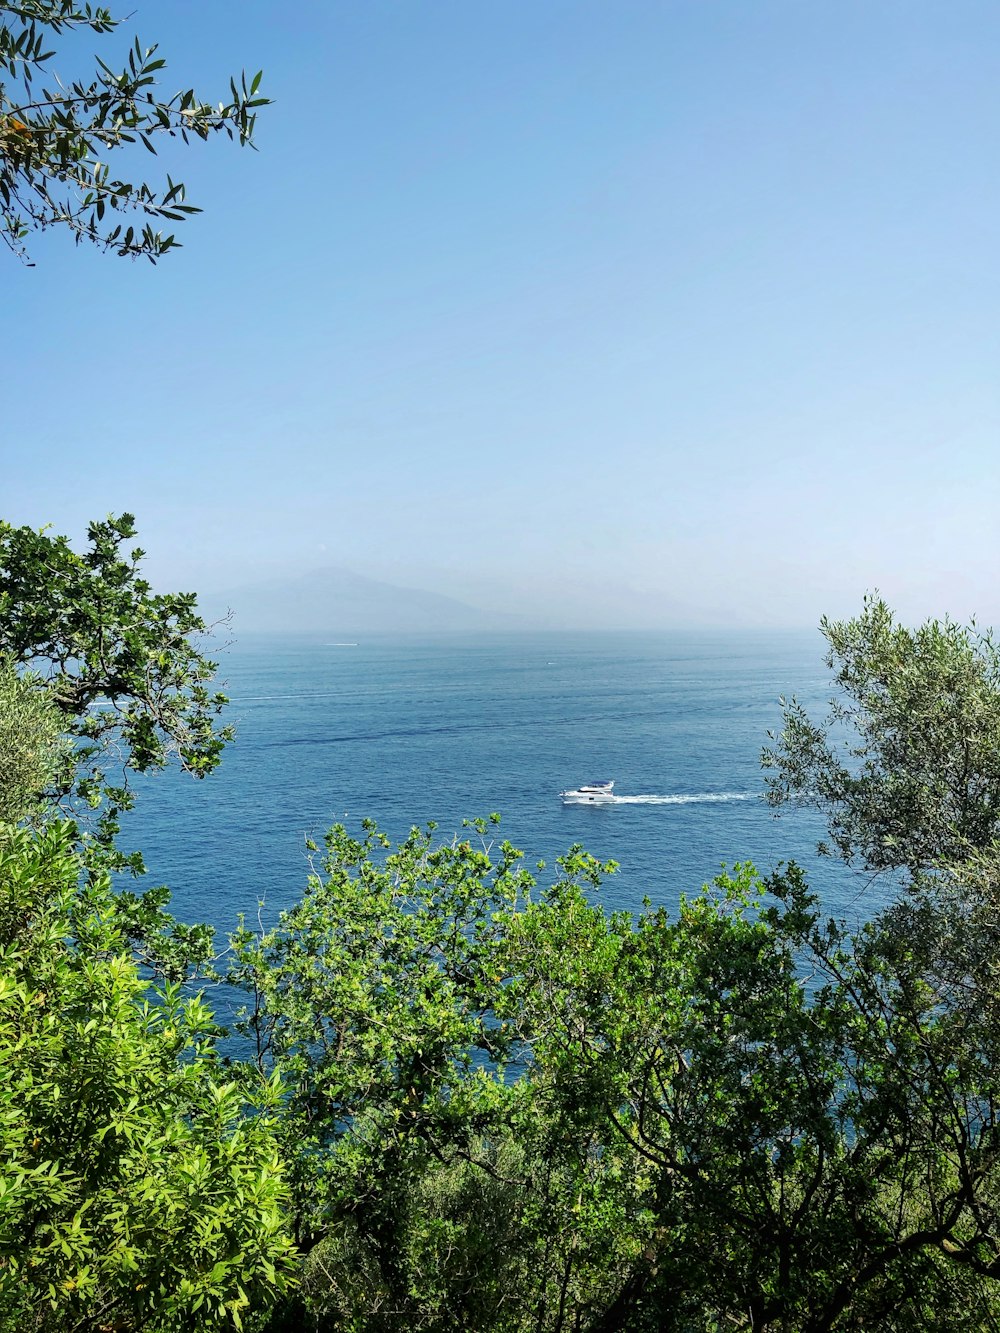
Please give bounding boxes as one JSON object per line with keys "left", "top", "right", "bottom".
{"left": 560, "top": 780, "right": 615, "bottom": 804}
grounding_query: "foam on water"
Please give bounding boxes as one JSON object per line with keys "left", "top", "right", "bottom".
{"left": 606, "top": 792, "right": 754, "bottom": 805}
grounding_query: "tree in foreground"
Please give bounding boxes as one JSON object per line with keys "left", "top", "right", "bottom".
{"left": 0, "top": 514, "right": 231, "bottom": 863}
{"left": 0, "top": 525, "right": 297, "bottom": 1331}
{"left": 0, "top": 822, "right": 296, "bottom": 1332}
{"left": 0, "top": 513, "right": 231, "bottom": 974}
{"left": 0, "top": 0, "right": 267, "bottom": 261}
{"left": 231, "top": 818, "right": 1000, "bottom": 1332}
{"left": 762, "top": 595, "right": 1000, "bottom": 876}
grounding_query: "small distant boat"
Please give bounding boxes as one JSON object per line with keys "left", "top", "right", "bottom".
{"left": 560, "top": 780, "right": 615, "bottom": 805}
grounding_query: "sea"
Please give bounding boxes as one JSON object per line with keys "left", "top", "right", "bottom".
{"left": 122, "top": 629, "right": 892, "bottom": 943}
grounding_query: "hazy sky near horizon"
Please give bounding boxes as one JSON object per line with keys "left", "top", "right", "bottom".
{"left": 4, "top": 1, "right": 999, "bottom": 629}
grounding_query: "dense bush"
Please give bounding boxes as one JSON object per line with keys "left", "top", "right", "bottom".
{"left": 235, "top": 833, "right": 1000, "bottom": 1332}
{"left": 0, "top": 824, "right": 296, "bottom": 1332}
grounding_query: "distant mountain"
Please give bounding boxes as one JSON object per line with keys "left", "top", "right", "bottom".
{"left": 200, "top": 567, "right": 529, "bottom": 635}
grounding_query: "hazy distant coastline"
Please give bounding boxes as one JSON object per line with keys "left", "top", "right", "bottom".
{"left": 199, "top": 566, "right": 537, "bottom": 635}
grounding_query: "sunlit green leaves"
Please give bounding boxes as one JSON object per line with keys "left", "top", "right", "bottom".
{"left": 0, "top": 823, "right": 296, "bottom": 1331}
{"left": 0, "top": 513, "right": 232, "bottom": 881}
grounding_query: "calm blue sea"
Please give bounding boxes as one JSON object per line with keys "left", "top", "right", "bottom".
{"left": 123, "top": 630, "right": 887, "bottom": 941}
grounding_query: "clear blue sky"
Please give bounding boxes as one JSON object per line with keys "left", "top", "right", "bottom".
{"left": 4, "top": 0, "right": 999, "bottom": 628}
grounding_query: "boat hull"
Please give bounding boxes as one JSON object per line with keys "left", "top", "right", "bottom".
{"left": 560, "top": 781, "right": 616, "bottom": 804}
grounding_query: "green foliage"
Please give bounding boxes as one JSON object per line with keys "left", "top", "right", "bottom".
{"left": 295, "top": 1144, "right": 531, "bottom": 1333}
{"left": 229, "top": 821, "right": 628, "bottom": 1331}
{"left": 236, "top": 820, "right": 1000, "bottom": 1332}
{"left": 506, "top": 859, "right": 1000, "bottom": 1330}
{"left": 0, "top": 655, "right": 68, "bottom": 825}
{"left": 0, "top": 0, "right": 268, "bottom": 261}
{"left": 762, "top": 595, "right": 1000, "bottom": 874}
{"left": 0, "top": 822, "right": 296, "bottom": 1331}
{"left": 0, "top": 513, "right": 233, "bottom": 873}
{"left": 228, "top": 818, "right": 543, "bottom": 1246}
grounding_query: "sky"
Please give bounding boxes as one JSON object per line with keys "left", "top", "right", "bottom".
{"left": 3, "top": 0, "right": 999, "bottom": 629}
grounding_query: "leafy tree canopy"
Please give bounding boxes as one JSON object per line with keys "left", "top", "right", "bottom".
{"left": 230, "top": 819, "right": 1000, "bottom": 1332}
{"left": 0, "top": 513, "right": 232, "bottom": 876}
{"left": 0, "top": 0, "right": 267, "bottom": 262}
{"left": 762, "top": 595, "right": 1000, "bottom": 875}
{"left": 0, "top": 822, "right": 296, "bottom": 1332}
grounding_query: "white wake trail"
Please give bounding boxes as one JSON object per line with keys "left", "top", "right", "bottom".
{"left": 607, "top": 792, "right": 754, "bottom": 805}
